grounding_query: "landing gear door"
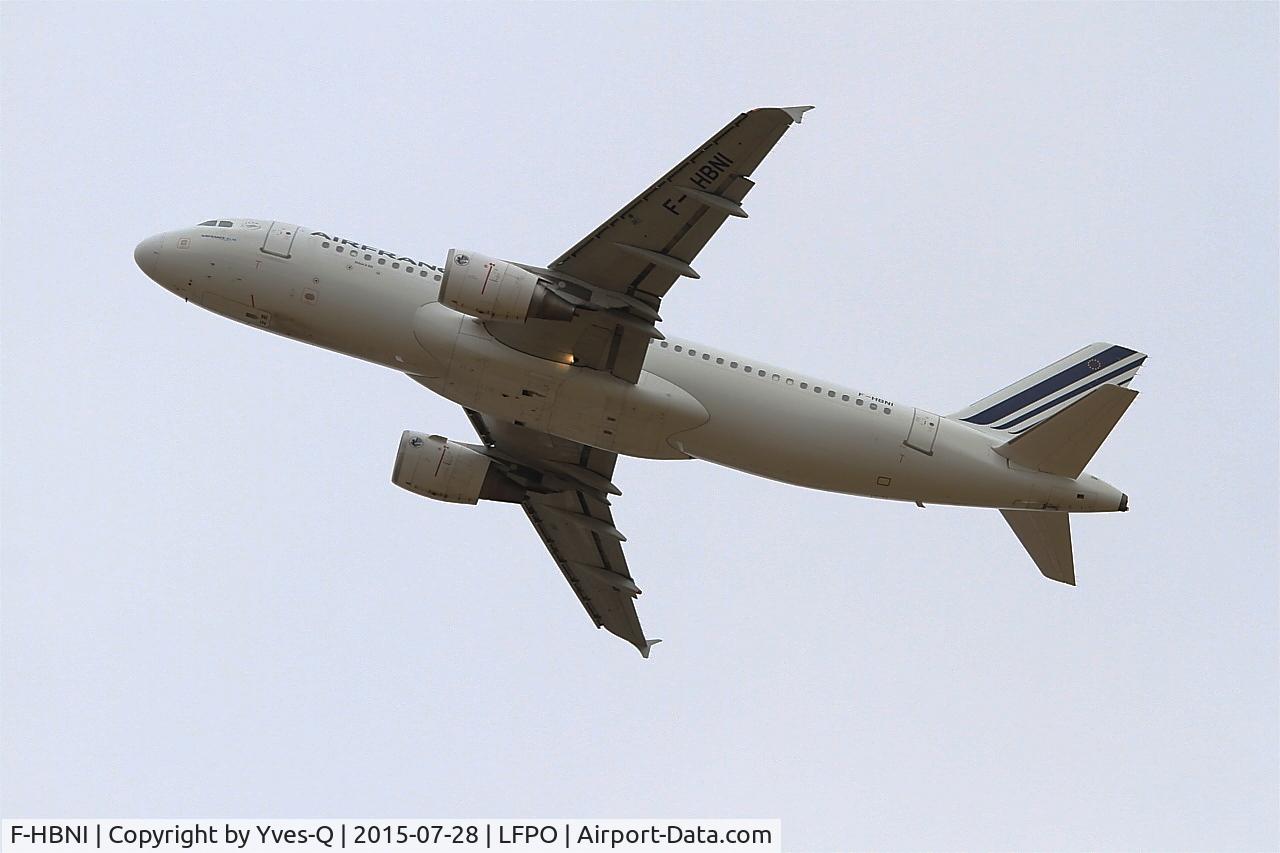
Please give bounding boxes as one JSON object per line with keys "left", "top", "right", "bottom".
{"left": 261, "top": 221, "right": 298, "bottom": 258}
{"left": 905, "top": 408, "right": 939, "bottom": 455}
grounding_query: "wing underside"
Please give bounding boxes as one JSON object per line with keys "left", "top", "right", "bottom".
{"left": 550, "top": 105, "right": 813, "bottom": 302}
{"left": 464, "top": 408, "right": 657, "bottom": 656}
{"left": 484, "top": 106, "right": 812, "bottom": 385}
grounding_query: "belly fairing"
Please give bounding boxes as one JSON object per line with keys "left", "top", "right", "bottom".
{"left": 413, "top": 321, "right": 707, "bottom": 459}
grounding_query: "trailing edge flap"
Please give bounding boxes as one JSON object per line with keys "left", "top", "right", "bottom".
{"left": 995, "top": 384, "right": 1138, "bottom": 478}
{"left": 1001, "top": 510, "right": 1075, "bottom": 585}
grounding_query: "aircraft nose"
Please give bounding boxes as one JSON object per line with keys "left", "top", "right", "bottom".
{"left": 133, "top": 233, "right": 163, "bottom": 280}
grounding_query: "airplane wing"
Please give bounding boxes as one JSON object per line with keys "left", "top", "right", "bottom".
{"left": 463, "top": 408, "right": 659, "bottom": 657}
{"left": 485, "top": 106, "right": 812, "bottom": 384}
{"left": 550, "top": 105, "right": 814, "bottom": 301}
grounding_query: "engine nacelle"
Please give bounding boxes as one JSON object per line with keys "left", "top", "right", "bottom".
{"left": 392, "top": 431, "right": 526, "bottom": 504}
{"left": 440, "top": 249, "right": 576, "bottom": 323}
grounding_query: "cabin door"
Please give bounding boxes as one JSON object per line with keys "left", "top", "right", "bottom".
{"left": 261, "top": 221, "right": 298, "bottom": 258}
{"left": 905, "top": 409, "right": 939, "bottom": 455}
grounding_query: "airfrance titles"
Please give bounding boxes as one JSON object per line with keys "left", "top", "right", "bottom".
{"left": 310, "top": 231, "right": 440, "bottom": 271}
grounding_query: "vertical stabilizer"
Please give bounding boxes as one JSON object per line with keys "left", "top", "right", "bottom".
{"left": 950, "top": 342, "right": 1146, "bottom": 435}
{"left": 1001, "top": 510, "right": 1075, "bottom": 585}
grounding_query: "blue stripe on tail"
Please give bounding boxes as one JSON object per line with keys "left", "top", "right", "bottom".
{"left": 961, "top": 345, "right": 1136, "bottom": 426}
{"left": 1003, "top": 358, "right": 1147, "bottom": 433}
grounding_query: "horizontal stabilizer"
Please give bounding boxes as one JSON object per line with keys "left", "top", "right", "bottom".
{"left": 1001, "top": 510, "right": 1075, "bottom": 585}
{"left": 995, "top": 384, "right": 1138, "bottom": 478}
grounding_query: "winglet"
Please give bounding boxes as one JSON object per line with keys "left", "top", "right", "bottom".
{"left": 782, "top": 105, "right": 815, "bottom": 124}
{"left": 640, "top": 639, "right": 663, "bottom": 659}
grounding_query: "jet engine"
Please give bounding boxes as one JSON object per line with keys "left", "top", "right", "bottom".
{"left": 439, "top": 249, "right": 576, "bottom": 323}
{"left": 392, "top": 431, "right": 526, "bottom": 504}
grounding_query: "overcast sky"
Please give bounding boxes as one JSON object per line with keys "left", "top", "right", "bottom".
{"left": 2, "top": 3, "right": 1276, "bottom": 850}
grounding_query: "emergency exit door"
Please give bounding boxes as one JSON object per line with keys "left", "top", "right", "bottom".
{"left": 261, "top": 221, "right": 298, "bottom": 258}
{"left": 905, "top": 408, "right": 939, "bottom": 455}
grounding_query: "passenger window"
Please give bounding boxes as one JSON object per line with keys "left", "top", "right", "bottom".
{"left": 869, "top": 403, "right": 878, "bottom": 410}
{"left": 350, "top": 250, "right": 358, "bottom": 256}
{"left": 786, "top": 378, "right": 794, "bottom": 385}
{"left": 406, "top": 267, "right": 415, "bottom": 274}
{"left": 336, "top": 246, "right": 344, "bottom": 252}
{"left": 392, "top": 262, "right": 400, "bottom": 269}
{"left": 702, "top": 353, "right": 710, "bottom": 360}
{"left": 800, "top": 382, "right": 808, "bottom": 389}
{"left": 322, "top": 241, "right": 330, "bottom": 248}
{"left": 828, "top": 390, "right": 836, "bottom": 397}
{"left": 758, "top": 370, "right": 765, "bottom": 377}
{"left": 660, "top": 341, "right": 669, "bottom": 348}
{"left": 420, "top": 270, "right": 429, "bottom": 277}
{"left": 689, "top": 349, "right": 696, "bottom": 356}
{"left": 716, "top": 357, "right": 724, "bottom": 365}
{"left": 378, "top": 258, "right": 386, "bottom": 265}
{"left": 884, "top": 408, "right": 892, "bottom": 415}
{"left": 364, "top": 254, "right": 371, "bottom": 260}
{"left": 772, "top": 375, "right": 780, "bottom": 381}
{"left": 815, "top": 386, "right": 822, "bottom": 393}
{"left": 841, "top": 394, "right": 849, "bottom": 402}
{"left": 856, "top": 398, "right": 864, "bottom": 405}
{"left": 744, "top": 366, "right": 752, "bottom": 372}
{"left": 675, "top": 346, "right": 682, "bottom": 352}
{"left": 730, "top": 361, "right": 738, "bottom": 368}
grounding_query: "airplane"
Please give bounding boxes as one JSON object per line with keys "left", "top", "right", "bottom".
{"left": 134, "top": 106, "right": 1146, "bottom": 657}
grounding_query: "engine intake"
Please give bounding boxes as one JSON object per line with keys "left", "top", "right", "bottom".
{"left": 392, "top": 432, "right": 526, "bottom": 504}
{"left": 440, "top": 249, "right": 576, "bottom": 323}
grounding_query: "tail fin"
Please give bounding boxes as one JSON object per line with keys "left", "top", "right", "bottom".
{"left": 950, "top": 342, "right": 1146, "bottom": 435}
{"left": 1001, "top": 510, "right": 1074, "bottom": 585}
{"left": 995, "top": 384, "right": 1138, "bottom": 478}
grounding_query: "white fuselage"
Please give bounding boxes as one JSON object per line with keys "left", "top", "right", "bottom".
{"left": 135, "top": 220, "right": 1126, "bottom": 513}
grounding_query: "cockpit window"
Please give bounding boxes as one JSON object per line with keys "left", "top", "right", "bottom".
{"left": 218, "top": 220, "right": 233, "bottom": 227}
{"left": 198, "top": 220, "right": 218, "bottom": 226}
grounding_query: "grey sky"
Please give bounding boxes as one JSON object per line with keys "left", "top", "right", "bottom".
{"left": 2, "top": 3, "right": 1276, "bottom": 849}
